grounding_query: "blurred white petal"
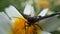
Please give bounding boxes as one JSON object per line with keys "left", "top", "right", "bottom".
{"left": 41, "top": 31, "right": 51, "bottom": 34}
{"left": 47, "top": 11, "right": 54, "bottom": 15}
{"left": 24, "top": 3, "right": 35, "bottom": 17}
{"left": 38, "top": 8, "right": 49, "bottom": 17}
{"left": 0, "top": 12, "right": 13, "bottom": 34}
{"left": 39, "top": 16, "right": 60, "bottom": 32}
{"left": 5, "top": 5, "right": 24, "bottom": 19}
{"left": 5, "top": 5, "right": 25, "bottom": 22}
{"left": 57, "top": 27, "right": 60, "bottom": 31}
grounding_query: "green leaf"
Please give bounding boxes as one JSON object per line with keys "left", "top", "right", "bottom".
{"left": 0, "top": 0, "right": 10, "bottom": 11}
{"left": 50, "top": 5, "right": 60, "bottom": 12}
{"left": 51, "top": 31, "right": 60, "bottom": 34}
{"left": 57, "top": 16, "right": 60, "bottom": 18}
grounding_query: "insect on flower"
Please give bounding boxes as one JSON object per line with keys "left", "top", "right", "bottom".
{"left": 4, "top": 4, "right": 60, "bottom": 34}
{"left": 0, "top": 0, "right": 60, "bottom": 34}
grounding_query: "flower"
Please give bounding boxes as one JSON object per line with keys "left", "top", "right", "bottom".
{"left": 0, "top": 4, "right": 60, "bottom": 34}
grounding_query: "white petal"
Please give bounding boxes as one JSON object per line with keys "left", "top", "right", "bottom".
{"left": 5, "top": 5, "right": 24, "bottom": 19}
{"left": 40, "top": 16, "right": 60, "bottom": 32}
{"left": 41, "top": 31, "right": 51, "bottom": 34}
{"left": 57, "top": 27, "right": 60, "bottom": 31}
{"left": 24, "top": 4, "right": 35, "bottom": 17}
{"left": 38, "top": 8, "right": 49, "bottom": 17}
{"left": 0, "top": 12, "right": 13, "bottom": 34}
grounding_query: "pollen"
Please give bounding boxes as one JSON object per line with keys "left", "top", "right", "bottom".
{"left": 13, "top": 17, "right": 41, "bottom": 34}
